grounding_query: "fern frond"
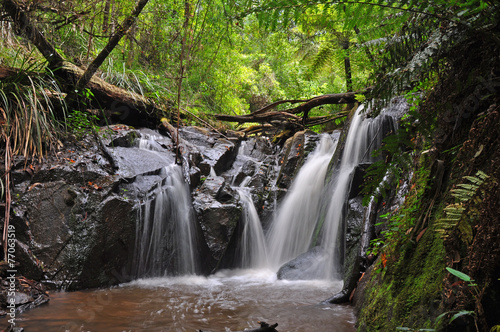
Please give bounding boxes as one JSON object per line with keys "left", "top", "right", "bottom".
{"left": 436, "top": 171, "right": 489, "bottom": 240}
{"left": 310, "top": 42, "right": 335, "bottom": 74}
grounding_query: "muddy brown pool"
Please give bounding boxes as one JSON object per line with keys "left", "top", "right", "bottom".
{"left": 7, "top": 269, "right": 356, "bottom": 331}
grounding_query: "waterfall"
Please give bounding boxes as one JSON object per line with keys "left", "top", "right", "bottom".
{"left": 235, "top": 187, "right": 268, "bottom": 268}
{"left": 261, "top": 105, "right": 398, "bottom": 280}
{"left": 315, "top": 105, "right": 396, "bottom": 279}
{"left": 265, "top": 134, "right": 338, "bottom": 269}
{"left": 133, "top": 133, "right": 200, "bottom": 277}
{"left": 134, "top": 164, "right": 199, "bottom": 277}
{"left": 131, "top": 101, "right": 400, "bottom": 280}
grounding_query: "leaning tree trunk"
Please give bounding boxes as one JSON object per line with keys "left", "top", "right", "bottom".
{"left": 2, "top": 0, "right": 64, "bottom": 68}
{"left": 2, "top": 0, "right": 159, "bottom": 124}
{"left": 73, "top": 0, "right": 150, "bottom": 92}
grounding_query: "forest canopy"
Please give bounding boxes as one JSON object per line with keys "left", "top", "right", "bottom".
{"left": 0, "top": 0, "right": 498, "bottom": 156}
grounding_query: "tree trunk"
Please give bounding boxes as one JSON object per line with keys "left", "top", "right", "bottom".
{"left": 74, "top": 0, "right": 150, "bottom": 92}
{"left": 343, "top": 45, "right": 353, "bottom": 92}
{"left": 2, "top": 0, "right": 64, "bottom": 67}
{"left": 102, "top": 0, "right": 112, "bottom": 33}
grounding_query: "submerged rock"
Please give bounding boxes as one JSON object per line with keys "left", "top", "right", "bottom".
{"left": 277, "top": 246, "right": 331, "bottom": 280}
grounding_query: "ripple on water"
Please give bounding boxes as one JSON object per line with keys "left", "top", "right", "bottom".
{"left": 9, "top": 269, "right": 356, "bottom": 332}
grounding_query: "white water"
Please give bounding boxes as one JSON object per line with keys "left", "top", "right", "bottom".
{"left": 265, "top": 134, "right": 338, "bottom": 270}
{"left": 235, "top": 187, "right": 269, "bottom": 268}
{"left": 317, "top": 105, "right": 392, "bottom": 279}
{"left": 134, "top": 164, "right": 199, "bottom": 276}
{"left": 133, "top": 105, "right": 396, "bottom": 280}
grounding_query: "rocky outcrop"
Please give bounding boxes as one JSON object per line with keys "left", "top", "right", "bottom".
{"left": 9, "top": 133, "right": 135, "bottom": 290}
{"left": 3, "top": 119, "right": 318, "bottom": 302}
{"left": 192, "top": 175, "right": 241, "bottom": 264}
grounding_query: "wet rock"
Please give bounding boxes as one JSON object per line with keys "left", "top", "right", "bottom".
{"left": 349, "top": 164, "right": 370, "bottom": 199}
{"left": 30, "top": 164, "right": 108, "bottom": 186}
{"left": 99, "top": 125, "right": 139, "bottom": 147}
{"left": 239, "top": 137, "right": 274, "bottom": 160}
{"left": 17, "top": 182, "right": 80, "bottom": 272}
{"left": 345, "top": 197, "right": 365, "bottom": 247}
{"left": 277, "top": 246, "right": 330, "bottom": 280}
{"left": 276, "top": 131, "right": 319, "bottom": 189}
{"left": 15, "top": 241, "right": 43, "bottom": 281}
{"left": 13, "top": 292, "right": 32, "bottom": 306}
{"left": 76, "top": 196, "right": 136, "bottom": 289}
{"left": 194, "top": 201, "right": 241, "bottom": 262}
{"left": 110, "top": 146, "right": 174, "bottom": 179}
{"left": 341, "top": 196, "right": 365, "bottom": 290}
{"left": 189, "top": 166, "right": 201, "bottom": 189}
{"left": 199, "top": 139, "right": 239, "bottom": 176}
{"left": 179, "top": 126, "right": 216, "bottom": 152}
{"left": 199, "top": 176, "right": 226, "bottom": 199}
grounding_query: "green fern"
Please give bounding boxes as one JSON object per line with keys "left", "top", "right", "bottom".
{"left": 436, "top": 171, "right": 489, "bottom": 241}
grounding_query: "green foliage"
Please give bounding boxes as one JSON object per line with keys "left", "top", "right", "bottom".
{"left": 436, "top": 171, "right": 489, "bottom": 241}
{"left": 445, "top": 267, "right": 475, "bottom": 284}
{"left": 0, "top": 62, "right": 66, "bottom": 159}
{"left": 67, "top": 110, "right": 100, "bottom": 139}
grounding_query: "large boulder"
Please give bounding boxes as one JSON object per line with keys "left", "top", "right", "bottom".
{"left": 194, "top": 201, "right": 241, "bottom": 263}
{"left": 76, "top": 197, "right": 136, "bottom": 289}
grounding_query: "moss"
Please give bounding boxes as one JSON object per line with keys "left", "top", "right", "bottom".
{"left": 358, "top": 229, "right": 446, "bottom": 331}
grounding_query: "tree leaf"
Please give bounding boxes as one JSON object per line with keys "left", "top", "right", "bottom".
{"left": 446, "top": 267, "right": 472, "bottom": 282}
{"left": 449, "top": 310, "right": 474, "bottom": 323}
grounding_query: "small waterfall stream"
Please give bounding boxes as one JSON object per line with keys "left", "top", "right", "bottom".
{"left": 15, "top": 103, "right": 403, "bottom": 331}
{"left": 134, "top": 134, "right": 200, "bottom": 277}
{"left": 234, "top": 187, "right": 268, "bottom": 268}
{"left": 265, "top": 134, "right": 338, "bottom": 270}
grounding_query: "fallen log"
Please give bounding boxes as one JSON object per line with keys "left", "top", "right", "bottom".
{"left": 215, "top": 110, "right": 302, "bottom": 124}
{"left": 213, "top": 93, "right": 357, "bottom": 130}
{"left": 58, "top": 62, "right": 163, "bottom": 126}
{"left": 0, "top": 61, "right": 163, "bottom": 126}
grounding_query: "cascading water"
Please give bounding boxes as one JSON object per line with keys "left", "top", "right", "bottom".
{"left": 264, "top": 134, "right": 338, "bottom": 269}
{"left": 256, "top": 104, "right": 398, "bottom": 280}
{"left": 134, "top": 134, "right": 200, "bottom": 277}
{"left": 235, "top": 187, "right": 268, "bottom": 268}
{"left": 315, "top": 105, "right": 397, "bottom": 279}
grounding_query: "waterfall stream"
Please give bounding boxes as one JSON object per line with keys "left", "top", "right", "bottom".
{"left": 316, "top": 105, "right": 397, "bottom": 279}
{"left": 13, "top": 103, "right": 404, "bottom": 331}
{"left": 134, "top": 134, "right": 200, "bottom": 277}
{"left": 265, "top": 134, "right": 337, "bottom": 270}
{"left": 235, "top": 187, "right": 269, "bottom": 269}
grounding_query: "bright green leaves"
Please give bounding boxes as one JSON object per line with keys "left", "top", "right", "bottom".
{"left": 446, "top": 267, "right": 473, "bottom": 283}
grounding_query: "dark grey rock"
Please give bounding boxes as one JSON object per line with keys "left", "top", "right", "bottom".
{"left": 194, "top": 201, "right": 241, "bottom": 262}
{"left": 199, "top": 139, "right": 239, "bottom": 176}
{"left": 110, "top": 146, "right": 174, "bottom": 179}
